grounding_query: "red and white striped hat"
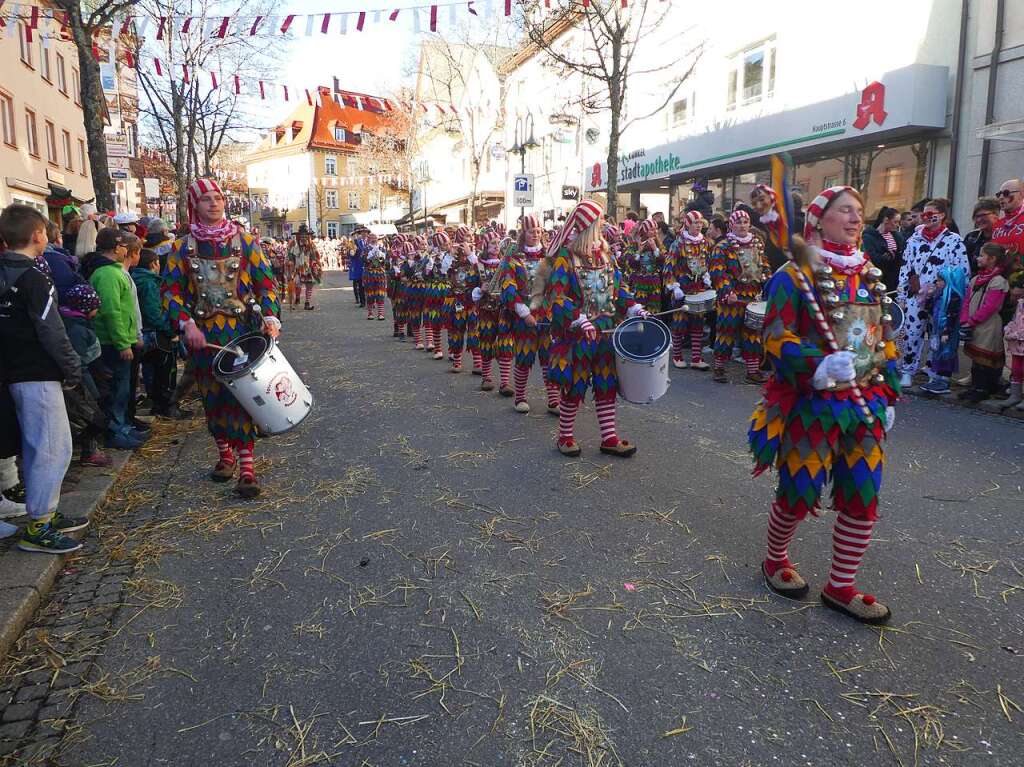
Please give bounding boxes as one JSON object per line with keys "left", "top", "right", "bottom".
{"left": 431, "top": 230, "right": 451, "bottom": 250}
{"left": 454, "top": 224, "right": 472, "bottom": 243}
{"left": 684, "top": 210, "right": 704, "bottom": 227}
{"left": 635, "top": 219, "right": 656, "bottom": 240}
{"left": 546, "top": 199, "right": 603, "bottom": 258}
{"left": 186, "top": 178, "right": 225, "bottom": 224}
{"left": 729, "top": 209, "right": 750, "bottom": 229}
{"left": 804, "top": 185, "right": 861, "bottom": 239}
{"left": 413, "top": 234, "right": 428, "bottom": 250}
{"left": 521, "top": 214, "right": 541, "bottom": 231}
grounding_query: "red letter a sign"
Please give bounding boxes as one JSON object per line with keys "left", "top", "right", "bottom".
{"left": 853, "top": 81, "right": 887, "bottom": 130}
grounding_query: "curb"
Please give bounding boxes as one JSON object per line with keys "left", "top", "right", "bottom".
{"left": 0, "top": 451, "right": 132, "bottom": 662}
{"left": 902, "top": 385, "right": 1024, "bottom": 421}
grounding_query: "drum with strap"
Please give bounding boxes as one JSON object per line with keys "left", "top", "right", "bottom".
{"left": 744, "top": 300, "right": 768, "bottom": 331}
{"left": 684, "top": 289, "right": 716, "bottom": 314}
{"left": 213, "top": 334, "right": 314, "bottom": 435}
{"left": 611, "top": 316, "right": 671, "bottom": 404}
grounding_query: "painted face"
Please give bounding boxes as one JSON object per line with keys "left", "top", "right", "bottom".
{"left": 921, "top": 205, "right": 945, "bottom": 230}
{"left": 996, "top": 180, "right": 1022, "bottom": 213}
{"left": 194, "top": 191, "right": 225, "bottom": 225}
{"left": 819, "top": 192, "right": 864, "bottom": 246}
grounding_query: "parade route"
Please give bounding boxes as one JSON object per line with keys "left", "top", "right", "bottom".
{"left": 5, "top": 271, "right": 1024, "bottom": 766}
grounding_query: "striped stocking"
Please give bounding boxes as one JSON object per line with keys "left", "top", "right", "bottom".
{"left": 825, "top": 513, "right": 875, "bottom": 600}
{"left": 764, "top": 502, "right": 800, "bottom": 574}
{"left": 713, "top": 353, "right": 728, "bottom": 372}
{"left": 377, "top": 301, "right": 385, "bottom": 319}
{"left": 215, "top": 438, "right": 235, "bottom": 466}
{"left": 671, "top": 330, "right": 685, "bottom": 362}
{"left": 481, "top": 358, "right": 493, "bottom": 383}
{"left": 690, "top": 324, "right": 704, "bottom": 364}
{"left": 558, "top": 397, "right": 580, "bottom": 445}
{"left": 452, "top": 350, "right": 462, "bottom": 370}
{"left": 743, "top": 354, "right": 760, "bottom": 376}
{"left": 498, "top": 356, "right": 512, "bottom": 388}
{"left": 237, "top": 444, "right": 255, "bottom": 481}
{"left": 594, "top": 397, "right": 618, "bottom": 446}
{"left": 513, "top": 365, "right": 529, "bottom": 402}
{"left": 545, "top": 382, "right": 560, "bottom": 409}
{"left": 471, "top": 349, "right": 482, "bottom": 371}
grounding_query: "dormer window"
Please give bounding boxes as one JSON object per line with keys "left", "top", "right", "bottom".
{"left": 334, "top": 125, "right": 346, "bottom": 142}
{"left": 274, "top": 127, "right": 285, "bottom": 144}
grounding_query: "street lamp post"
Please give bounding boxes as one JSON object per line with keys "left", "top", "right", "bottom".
{"left": 510, "top": 112, "right": 539, "bottom": 226}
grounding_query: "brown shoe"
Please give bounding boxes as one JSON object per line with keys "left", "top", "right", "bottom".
{"left": 236, "top": 475, "right": 261, "bottom": 499}
{"left": 820, "top": 589, "right": 891, "bottom": 625}
{"left": 599, "top": 439, "right": 637, "bottom": 457}
{"left": 762, "top": 561, "right": 809, "bottom": 600}
{"left": 745, "top": 372, "right": 768, "bottom": 385}
{"left": 210, "top": 460, "right": 236, "bottom": 483}
{"left": 480, "top": 379, "right": 495, "bottom": 391}
{"left": 557, "top": 440, "right": 581, "bottom": 457}
{"left": 498, "top": 385, "right": 514, "bottom": 397}
{"left": 712, "top": 368, "right": 727, "bottom": 383}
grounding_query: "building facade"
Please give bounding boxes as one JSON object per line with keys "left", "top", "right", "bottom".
{"left": 0, "top": 20, "right": 94, "bottom": 218}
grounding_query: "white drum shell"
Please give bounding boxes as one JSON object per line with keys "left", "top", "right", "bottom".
{"left": 744, "top": 301, "right": 768, "bottom": 331}
{"left": 612, "top": 317, "right": 671, "bottom": 405}
{"left": 684, "top": 290, "right": 717, "bottom": 314}
{"left": 214, "top": 338, "right": 314, "bottom": 435}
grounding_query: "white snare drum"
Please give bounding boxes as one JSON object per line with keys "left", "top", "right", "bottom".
{"left": 744, "top": 301, "right": 768, "bottom": 331}
{"left": 213, "top": 334, "right": 314, "bottom": 435}
{"left": 611, "top": 317, "right": 671, "bottom": 404}
{"left": 684, "top": 290, "right": 717, "bottom": 314}
{"left": 886, "top": 302, "right": 905, "bottom": 335}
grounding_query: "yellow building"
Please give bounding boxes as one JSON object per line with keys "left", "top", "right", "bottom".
{"left": 0, "top": 19, "right": 94, "bottom": 218}
{"left": 245, "top": 87, "right": 405, "bottom": 238}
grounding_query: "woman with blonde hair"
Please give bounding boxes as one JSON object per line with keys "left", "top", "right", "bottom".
{"left": 75, "top": 219, "right": 99, "bottom": 261}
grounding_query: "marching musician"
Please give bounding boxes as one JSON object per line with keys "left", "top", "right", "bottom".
{"left": 445, "top": 239, "right": 480, "bottom": 373}
{"left": 288, "top": 224, "right": 321, "bottom": 311}
{"left": 626, "top": 219, "right": 665, "bottom": 314}
{"left": 664, "top": 211, "right": 712, "bottom": 370}
{"left": 424, "top": 231, "right": 452, "bottom": 359}
{"left": 362, "top": 232, "right": 388, "bottom": 322}
{"left": 162, "top": 178, "right": 281, "bottom": 499}
{"left": 749, "top": 185, "right": 900, "bottom": 624}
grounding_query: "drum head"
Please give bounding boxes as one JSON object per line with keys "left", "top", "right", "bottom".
{"left": 889, "top": 302, "right": 905, "bottom": 334}
{"left": 215, "top": 334, "right": 269, "bottom": 377}
{"left": 614, "top": 317, "right": 670, "bottom": 360}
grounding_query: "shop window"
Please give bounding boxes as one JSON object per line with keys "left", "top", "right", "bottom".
{"left": 324, "top": 155, "right": 337, "bottom": 175}
{"left": 0, "top": 93, "right": 15, "bottom": 147}
{"left": 883, "top": 166, "right": 902, "bottom": 195}
{"left": 325, "top": 189, "right": 338, "bottom": 209}
{"left": 727, "top": 38, "right": 775, "bottom": 110}
{"left": 348, "top": 191, "right": 360, "bottom": 210}
{"left": 25, "top": 109, "right": 39, "bottom": 156}
{"left": 40, "top": 43, "right": 51, "bottom": 82}
{"left": 44, "top": 120, "right": 57, "bottom": 165}
{"left": 18, "top": 25, "right": 32, "bottom": 67}
{"left": 62, "top": 129, "right": 72, "bottom": 170}
{"left": 56, "top": 53, "right": 67, "bottom": 95}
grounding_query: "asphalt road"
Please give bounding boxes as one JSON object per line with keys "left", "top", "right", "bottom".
{"left": 61, "top": 271, "right": 1024, "bottom": 766}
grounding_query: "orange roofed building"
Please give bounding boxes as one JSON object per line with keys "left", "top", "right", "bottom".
{"left": 245, "top": 84, "right": 407, "bottom": 237}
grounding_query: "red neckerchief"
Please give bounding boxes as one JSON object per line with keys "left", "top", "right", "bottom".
{"left": 190, "top": 218, "right": 237, "bottom": 244}
{"left": 816, "top": 245, "right": 868, "bottom": 275}
{"left": 920, "top": 225, "right": 947, "bottom": 243}
{"left": 821, "top": 239, "right": 856, "bottom": 257}
{"left": 973, "top": 266, "right": 1002, "bottom": 288}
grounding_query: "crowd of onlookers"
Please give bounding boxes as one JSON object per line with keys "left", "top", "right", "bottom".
{"left": 0, "top": 203, "right": 192, "bottom": 555}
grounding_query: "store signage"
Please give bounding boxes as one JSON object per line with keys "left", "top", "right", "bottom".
{"left": 108, "top": 157, "right": 131, "bottom": 170}
{"left": 561, "top": 185, "right": 579, "bottom": 200}
{"left": 143, "top": 178, "right": 160, "bottom": 199}
{"left": 110, "top": 169, "right": 129, "bottom": 180}
{"left": 105, "top": 134, "right": 129, "bottom": 158}
{"left": 585, "top": 63, "right": 946, "bottom": 192}
{"left": 513, "top": 174, "right": 534, "bottom": 206}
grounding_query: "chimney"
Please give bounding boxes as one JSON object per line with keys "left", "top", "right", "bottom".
{"left": 333, "top": 76, "right": 340, "bottom": 93}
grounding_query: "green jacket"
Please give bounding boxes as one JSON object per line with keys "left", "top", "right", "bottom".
{"left": 89, "top": 258, "right": 138, "bottom": 350}
{"left": 130, "top": 267, "right": 169, "bottom": 333}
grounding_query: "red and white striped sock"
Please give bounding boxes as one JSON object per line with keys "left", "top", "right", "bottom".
{"left": 764, "top": 502, "right": 800, "bottom": 574}
{"left": 690, "top": 325, "right": 704, "bottom": 364}
{"left": 545, "top": 382, "right": 560, "bottom": 409}
{"left": 451, "top": 350, "right": 462, "bottom": 369}
{"left": 215, "top": 438, "right": 235, "bottom": 466}
{"left": 671, "top": 330, "right": 684, "bottom": 362}
{"left": 433, "top": 327, "right": 442, "bottom": 350}
{"left": 415, "top": 325, "right": 423, "bottom": 346}
{"left": 558, "top": 397, "right": 580, "bottom": 444}
{"left": 304, "top": 284, "right": 314, "bottom": 302}
{"left": 471, "top": 349, "right": 482, "bottom": 370}
{"left": 743, "top": 354, "right": 761, "bottom": 376}
{"left": 498, "top": 356, "right": 512, "bottom": 388}
{"left": 594, "top": 397, "right": 618, "bottom": 446}
{"left": 481, "top": 358, "right": 493, "bottom": 382}
{"left": 367, "top": 304, "right": 374, "bottom": 318}
{"left": 714, "top": 353, "right": 728, "bottom": 372}
{"left": 825, "top": 513, "right": 875, "bottom": 600}
{"left": 377, "top": 302, "right": 385, "bottom": 319}
{"left": 237, "top": 444, "right": 255, "bottom": 481}
{"left": 513, "top": 365, "right": 529, "bottom": 402}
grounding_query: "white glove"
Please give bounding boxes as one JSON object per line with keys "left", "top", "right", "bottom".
{"left": 514, "top": 302, "right": 531, "bottom": 318}
{"left": 884, "top": 406, "right": 895, "bottom": 433}
{"left": 665, "top": 282, "right": 679, "bottom": 292}
{"left": 467, "top": 253, "right": 478, "bottom": 265}
{"left": 441, "top": 254, "right": 453, "bottom": 272}
{"left": 811, "top": 351, "right": 857, "bottom": 390}
{"left": 703, "top": 272, "right": 712, "bottom": 288}
{"left": 570, "top": 312, "right": 591, "bottom": 329}
{"left": 672, "top": 286, "right": 685, "bottom": 302}
{"left": 471, "top": 287, "right": 482, "bottom": 303}
{"left": 627, "top": 304, "right": 650, "bottom": 318}
{"left": 424, "top": 261, "right": 433, "bottom": 275}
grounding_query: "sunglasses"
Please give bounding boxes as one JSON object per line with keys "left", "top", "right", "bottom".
{"left": 996, "top": 189, "right": 1020, "bottom": 198}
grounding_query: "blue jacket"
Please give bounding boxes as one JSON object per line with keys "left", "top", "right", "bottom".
{"left": 348, "top": 249, "right": 364, "bottom": 280}
{"left": 43, "top": 245, "right": 85, "bottom": 303}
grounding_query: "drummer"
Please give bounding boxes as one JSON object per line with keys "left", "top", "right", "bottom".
{"left": 163, "top": 178, "right": 281, "bottom": 498}
{"left": 664, "top": 211, "right": 712, "bottom": 370}
{"left": 545, "top": 200, "right": 650, "bottom": 457}
{"left": 709, "top": 209, "right": 771, "bottom": 384}
{"left": 445, "top": 239, "right": 480, "bottom": 372}
{"left": 626, "top": 220, "right": 665, "bottom": 313}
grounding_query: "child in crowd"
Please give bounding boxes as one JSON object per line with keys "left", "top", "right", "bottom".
{"left": 60, "top": 284, "right": 111, "bottom": 467}
{"left": 132, "top": 248, "right": 182, "bottom": 418}
{"left": 959, "top": 243, "right": 1011, "bottom": 403}
{"left": 1003, "top": 296, "right": 1024, "bottom": 411}
{"left": 919, "top": 266, "right": 965, "bottom": 395}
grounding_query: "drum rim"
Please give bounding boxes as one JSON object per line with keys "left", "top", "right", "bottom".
{"left": 213, "top": 333, "right": 273, "bottom": 380}
{"left": 612, "top": 315, "right": 671, "bottom": 361}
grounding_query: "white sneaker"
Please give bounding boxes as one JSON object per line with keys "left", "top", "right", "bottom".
{"left": 899, "top": 372, "right": 913, "bottom": 389}
{"left": 0, "top": 520, "right": 17, "bottom": 538}
{"left": 0, "top": 495, "right": 26, "bottom": 520}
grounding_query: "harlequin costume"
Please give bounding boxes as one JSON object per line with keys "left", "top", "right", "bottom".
{"left": 402, "top": 238, "right": 427, "bottom": 349}
{"left": 362, "top": 237, "right": 388, "bottom": 321}
{"left": 445, "top": 239, "right": 480, "bottom": 372}
{"left": 710, "top": 210, "right": 771, "bottom": 383}
{"left": 386, "top": 238, "right": 406, "bottom": 338}
{"left": 473, "top": 232, "right": 512, "bottom": 392}
{"left": 664, "top": 211, "right": 712, "bottom": 369}
{"left": 423, "top": 232, "right": 453, "bottom": 359}
{"left": 162, "top": 178, "right": 281, "bottom": 498}
{"left": 748, "top": 186, "right": 900, "bottom": 624}
{"left": 289, "top": 225, "right": 322, "bottom": 310}
{"left": 545, "top": 200, "right": 648, "bottom": 457}
{"left": 626, "top": 220, "right": 665, "bottom": 313}
{"left": 498, "top": 215, "right": 560, "bottom": 414}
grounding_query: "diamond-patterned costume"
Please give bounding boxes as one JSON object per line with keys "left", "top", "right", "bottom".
{"left": 709, "top": 235, "right": 770, "bottom": 359}
{"left": 627, "top": 245, "right": 664, "bottom": 313}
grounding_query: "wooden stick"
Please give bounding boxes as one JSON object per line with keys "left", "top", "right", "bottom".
{"left": 205, "top": 342, "right": 244, "bottom": 358}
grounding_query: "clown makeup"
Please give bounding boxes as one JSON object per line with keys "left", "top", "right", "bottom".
{"left": 921, "top": 205, "right": 945, "bottom": 231}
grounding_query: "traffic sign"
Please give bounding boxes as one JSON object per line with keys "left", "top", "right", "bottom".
{"left": 513, "top": 174, "right": 534, "bottom": 207}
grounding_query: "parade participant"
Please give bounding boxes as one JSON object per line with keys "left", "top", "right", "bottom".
{"left": 749, "top": 185, "right": 899, "bottom": 624}
{"left": 626, "top": 220, "right": 665, "bottom": 313}
{"left": 266, "top": 239, "right": 288, "bottom": 300}
{"left": 545, "top": 200, "right": 649, "bottom": 457}
{"left": 499, "top": 215, "right": 560, "bottom": 414}
{"left": 750, "top": 184, "right": 788, "bottom": 272}
{"left": 424, "top": 231, "right": 452, "bottom": 359}
{"left": 406, "top": 235, "right": 429, "bottom": 350}
{"left": 472, "top": 231, "right": 505, "bottom": 391}
{"left": 362, "top": 233, "right": 388, "bottom": 321}
{"left": 445, "top": 240, "right": 480, "bottom": 372}
{"left": 289, "top": 225, "right": 322, "bottom": 310}
{"left": 163, "top": 178, "right": 281, "bottom": 498}
{"left": 664, "top": 211, "right": 712, "bottom": 369}
{"left": 387, "top": 237, "right": 407, "bottom": 338}
{"left": 709, "top": 209, "right": 771, "bottom": 384}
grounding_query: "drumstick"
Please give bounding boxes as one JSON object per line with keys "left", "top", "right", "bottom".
{"left": 205, "top": 343, "right": 245, "bottom": 358}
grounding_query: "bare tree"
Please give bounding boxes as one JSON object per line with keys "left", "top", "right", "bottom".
{"left": 519, "top": 0, "right": 701, "bottom": 220}
{"left": 352, "top": 107, "right": 415, "bottom": 224}
{"left": 51, "top": 0, "right": 138, "bottom": 210}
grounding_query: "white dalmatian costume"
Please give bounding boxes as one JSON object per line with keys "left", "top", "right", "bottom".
{"left": 896, "top": 227, "right": 969, "bottom": 377}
